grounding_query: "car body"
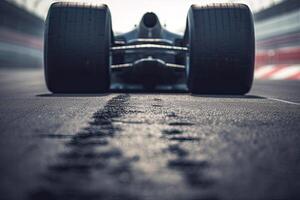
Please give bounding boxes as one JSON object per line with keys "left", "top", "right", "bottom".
{"left": 44, "top": 3, "right": 255, "bottom": 94}
{"left": 111, "top": 12, "right": 187, "bottom": 90}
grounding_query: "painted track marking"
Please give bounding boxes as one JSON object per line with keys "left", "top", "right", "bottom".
{"left": 267, "top": 97, "right": 300, "bottom": 106}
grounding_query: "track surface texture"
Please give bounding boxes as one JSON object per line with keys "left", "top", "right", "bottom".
{"left": 0, "top": 69, "right": 299, "bottom": 200}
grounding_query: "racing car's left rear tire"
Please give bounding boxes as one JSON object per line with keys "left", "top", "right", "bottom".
{"left": 44, "top": 3, "right": 112, "bottom": 93}
{"left": 186, "top": 4, "right": 255, "bottom": 95}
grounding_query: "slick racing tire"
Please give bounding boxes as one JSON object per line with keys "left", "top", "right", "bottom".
{"left": 186, "top": 4, "right": 255, "bottom": 94}
{"left": 44, "top": 2, "right": 112, "bottom": 93}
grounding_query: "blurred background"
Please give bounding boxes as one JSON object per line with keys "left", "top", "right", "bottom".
{"left": 0, "top": 0, "right": 299, "bottom": 80}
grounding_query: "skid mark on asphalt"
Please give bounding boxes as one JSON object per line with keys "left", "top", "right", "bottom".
{"left": 30, "top": 94, "right": 142, "bottom": 200}
{"left": 169, "top": 122, "right": 195, "bottom": 126}
{"left": 148, "top": 97, "right": 218, "bottom": 200}
{"left": 152, "top": 104, "right": 164, "bottom": 108}
{"left": 150, "top": 98, "right": 216, "bottom": 193}
{"left": 153, "top": 98, "right": 163, "bottom": 102}
{"left": 167, "top": 112, "right": 178, "bottom": 118}
{"left": 168, "top": 160, "right": 213, "bottom": 188}
{"left": 168, "top": 136, "right": 200, "bottom": 142}
{"left": 164, "top": 131, "right": 214, "bottom": 189}
{"left": 159, "top": 100, "right": 217, "bottom": 199}
{"left": 162, "top": 129, "right": 184, "bottom": 135}
{"left": 162, "top": 129, "right": 200, "bottom": 142}
{"left": 167, "top": 144, "right": 189, "bottom": 157}
{"left": 37, "top": 134, "right": 73, "bottom": 139}
{"left": 31, "top": 95, "right": 218, "bottom": 199}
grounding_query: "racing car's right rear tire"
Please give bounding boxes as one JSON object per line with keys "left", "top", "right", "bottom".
{"left": 45, "top": 2, "right": 112, "bottom": 93}
{"left": 187, "top": 4, "right": 255, "bottom": 94}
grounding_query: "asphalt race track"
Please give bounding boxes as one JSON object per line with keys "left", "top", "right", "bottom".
{"left": 0, "top": 69, "right": 299, "bottom": 200}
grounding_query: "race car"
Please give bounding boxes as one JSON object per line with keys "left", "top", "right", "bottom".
{"left": 44, "top": 2, "right": 255, "bottom": 94}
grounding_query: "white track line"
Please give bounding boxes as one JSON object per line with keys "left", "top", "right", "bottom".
{"left": 267, "top": 97, "right": 300, "bottom": 106}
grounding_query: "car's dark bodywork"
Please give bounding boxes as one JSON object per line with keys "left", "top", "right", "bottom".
{"left": 110, "top": 12, "right": 188, "bottom": 90}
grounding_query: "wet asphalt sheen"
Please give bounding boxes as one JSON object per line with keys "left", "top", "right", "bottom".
{"left": 0, "top": 69, "right": 299, "bottom": 200}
